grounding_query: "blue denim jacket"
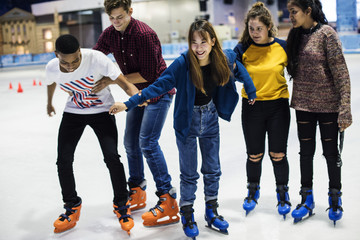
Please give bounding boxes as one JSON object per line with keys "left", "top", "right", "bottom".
{"left": 124, "top": 49, "right": 256, "bottom": 143}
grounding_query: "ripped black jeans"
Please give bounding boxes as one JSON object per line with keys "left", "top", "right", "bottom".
{"left": 296, "top": 110, "right": 342, "bottom": 190}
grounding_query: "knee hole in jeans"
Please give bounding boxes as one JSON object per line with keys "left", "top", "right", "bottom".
{"left": 270, "top": 152, "right": 285, "bottom": 162}
{"left": 249, "top": 153, "right": 263, "bottom": 162}
{"left": 300, "top": 138, "right": 312, "bottom": 141}
{"left": 321, "top": 122, "right": 333, "bottom": 125}
{"left": 298, "top": 121, "right": 310, "bottom": 124}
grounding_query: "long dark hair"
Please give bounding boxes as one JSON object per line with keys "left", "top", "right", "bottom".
{"left": 188, "top": 20, "right": 230, "bottom": 94}
{"left": 240, "top": 2, "right": 278, "bottom": 46}
{"left": 286, "top": 0, "right": 328, "bottom": 78}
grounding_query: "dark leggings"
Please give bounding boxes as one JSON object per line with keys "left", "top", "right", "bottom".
{"left": 57, "top": 112, "right": 128, "bottom": 204}
{"left": 296, "top": 110, "right": 342, "bottom": 190}
{"left": 242, "top": 98, "right": 290, "bottom": 185}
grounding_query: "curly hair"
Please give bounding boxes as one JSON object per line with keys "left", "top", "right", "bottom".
{"left": 240, "top": 2, "right": 278, "bottom": 46}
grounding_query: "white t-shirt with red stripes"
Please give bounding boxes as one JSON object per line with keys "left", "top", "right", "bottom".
{"left": 46, "top": 48, "right": 121, "bottom": 114}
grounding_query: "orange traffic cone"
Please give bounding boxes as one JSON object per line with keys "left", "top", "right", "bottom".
{"left": 17, "top": 83, "right": 23, "bottom": 93}
{"left": 39, "top": 81, "right": 42, "bottom": 86}
{"left": 9, "top": 83, "right": 13, "bottom": 90}
{"left": 33, "top": 79, "right": 37, "bottom": 86}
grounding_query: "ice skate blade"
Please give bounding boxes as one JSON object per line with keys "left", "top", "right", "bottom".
{"left": 54, "top": 223, "right": 77, "bottom": 234}
{"left": 331, "top": 219, "right": 341, "bottom": 227}
{"left": 185, "top": 237, "right": 196, "bottom": 240}
{"left": 245, "top": 210, "right": 253, "bottom": 216}
{"left": 293, "top": 213, "right": 315, "bottom": 224}
{"left": 205, "top": 224, "right": 229, "bottom": 235}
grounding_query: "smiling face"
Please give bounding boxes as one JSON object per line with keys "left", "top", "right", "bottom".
{"left": 56, "top": 49, "right": 82, "bottom": 73}
{"left": 190, "top": 31, "right": 215, "bottom": 66}
{"left": 248, "top": 17, "right": 271, "bottom": 44}
{"left": 109, "top": 7, "right": 132, "bottom": 33}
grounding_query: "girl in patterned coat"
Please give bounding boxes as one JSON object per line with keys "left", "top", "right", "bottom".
{"left": 286, "top": 0, "right": 352, "bottom": 225}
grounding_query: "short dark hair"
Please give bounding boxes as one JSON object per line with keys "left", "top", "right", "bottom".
{"left": 55, "top": 34, "right": 80, "bottom": 54}
{"left": 104, "top": 0, "right": 131, "bottom": 15}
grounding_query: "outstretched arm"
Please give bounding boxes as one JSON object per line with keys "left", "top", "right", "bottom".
{"left": 115, "top": 74, "right": 139, "bottom": 97}
{"left": 109, "top": 102, "right": 128, "bottom": 115}
{"left": 234, "top": 59, "right": 257, "bottom": 102}
{"left": 233, "top": 62, "right": 255, "bottom": 105}
{"left": 47, "top": 82, "right": 57, "bottom": 117}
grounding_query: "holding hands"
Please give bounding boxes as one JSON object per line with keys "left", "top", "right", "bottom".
{"left": 109, "top": 90, "right": 150, "bottom": 115}
{"left": 109, "top": 102, "right": 128, "bottom": 115}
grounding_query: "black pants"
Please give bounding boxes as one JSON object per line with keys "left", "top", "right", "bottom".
{"left": 296, "top": 110, "right": 342, "bottom": 190}
{"left": 242, "top": 98, "right": 290, "bottom": 185}
{"left": 57, "top": 112, "right": 128, "bottom": 204}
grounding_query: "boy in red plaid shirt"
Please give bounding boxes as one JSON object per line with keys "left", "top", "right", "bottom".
{"left": 93, "top": 0, "right": 178, "bottom": 227}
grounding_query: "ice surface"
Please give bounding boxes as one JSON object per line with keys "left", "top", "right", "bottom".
{"left": 0, "top": 55, "right": 359, "bottom": 240}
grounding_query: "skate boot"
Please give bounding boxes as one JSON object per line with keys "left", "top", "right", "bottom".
{"left": 142, "top": 187, "right": 180, "bottom": 226}
{"left": 243, "top": 182, "right": 260, "bottom": 215}
{"left": 205, "top": 199, "right": 229, "bottom": 234}
{"left": 326, "top": 188, "right": 343, "bottom": 226}
{"left": 276, "top": 185, "right": 291, "bottom": 219}
{"left": 113, "top": 200, "right": 134, "bottom": 235}
{"left": 180, "top": 205, "right": 199, "bottom": 240}
{"left": 53, "top": 197, "right": 82, "bottom": 233}
{"left": 291, "top": 187, "right": 315, "bottom": 223}
{"left": 128, "top": 180, "right": 147, "bottom": 211}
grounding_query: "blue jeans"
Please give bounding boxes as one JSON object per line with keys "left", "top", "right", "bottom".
{"left": 176, "top": 100, "right": 221, "bottom": 207}
{"left": 124, "top": 94, "right": 173, "bottom": 194}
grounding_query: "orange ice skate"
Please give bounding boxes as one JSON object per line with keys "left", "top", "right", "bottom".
{"left": 53, "top": 198, "right": 82, "bottom": 233}
{"left": 129, "top": 180, "right": 147, "bottom": 211}
{"left": 113, "top": 201, "right": 134, "bottom": 235}
{"left": 142, "top": 187, "right": 179, "bottom": 226}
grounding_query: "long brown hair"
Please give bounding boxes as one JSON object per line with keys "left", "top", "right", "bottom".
{"left": 188, "top": 20, "right": 230, "bottom": 94}
{"left": 240, "top": 2, "right": 278, "bottom": 46}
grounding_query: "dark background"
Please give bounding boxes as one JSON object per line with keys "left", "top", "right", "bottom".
{"left": 0, "top": 0, "right": 58, "bottom": 16}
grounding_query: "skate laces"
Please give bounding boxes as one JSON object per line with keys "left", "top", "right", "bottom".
{"left": 114, "top": 204, "right": 131, "bottom": 222}
{"left": 326, "top": 191, "right": 343, "bottom": 212}
{"left": 245, "top": 186, "right": 258, "bottom": 203}
{"left": 276, "top": 187, "right": 291, "bottom": 207}
{"left": 129, "top": 189, "right": 137, "bottom": 201}
{"left": 149, "top": 197, "right": 166, "bottom": 216}
{"left": 181, "top": 207, "right": 197, "bottom": 228}
{"left": 295, "top": 190, "right": 312, "bottom": 210}
{"left": 59, "top": 206, "right": 78, "bottom": 222}
{"left": 207, "top": 201, "right": 224, "bottom": 222}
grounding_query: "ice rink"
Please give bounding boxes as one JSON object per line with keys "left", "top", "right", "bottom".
{"left": 0, "top": 54, "right": 359, "bottom": 240}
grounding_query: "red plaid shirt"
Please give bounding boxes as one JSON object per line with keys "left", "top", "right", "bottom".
{"left": 94, "top": 17, "right": 175, "bottom": 102}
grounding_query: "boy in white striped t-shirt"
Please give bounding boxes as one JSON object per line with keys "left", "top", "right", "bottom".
{"left": 46, "top": 34, "right": 138, "bottom": 235}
